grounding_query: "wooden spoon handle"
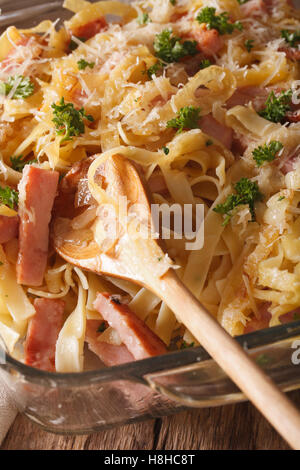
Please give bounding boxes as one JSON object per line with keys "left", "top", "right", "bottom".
{"left": 150, "top": 269, "right": 300, "bottom": 450}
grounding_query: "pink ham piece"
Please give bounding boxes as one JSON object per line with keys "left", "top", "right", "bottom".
{"left": 24, "top": 298, "right": 65, "bottom": 371}
{"left": 85, "top": 319, "right": 134, "bottom": 367}
{"left": 240, "top": 0, "right": 268, "bottom": 16}
{"left": 71, "top": 16, "right": 107, "bottom": 41}
{"left": 189, "top": 28, "right": 223, "bottom": 57}
{"left": 17, "top": 166, "right": 59, "bottom": 286}
{"left": 199, "top": 114, "right": 233, "bottom": 149}
{"left": 93, "top": 293, "right": 167, "bottom": 360}
{"left": 244, "top": 303, "right": 272, "bottom": 334}
{"left": 0, "top": 215, "right": 18, "bottom": 244}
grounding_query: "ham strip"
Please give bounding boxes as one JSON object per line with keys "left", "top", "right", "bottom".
{"left": 71, "top": 17, "right": 107, "bottom": 40}
{"left": 93, "top": 293, "right": 167, "bottom": 360}
{"left": 0, "top": 215, "right": 18, "bottom": 244}
{"left": 199, "top": 114, "right": 233, "bottom": 149}
{"left": 24, "top": 298, "right": 65, "bottom": 371}
{"left": 85, "top": 319, "right": 134, "bottom": 366}
{"left": 190, "top": 28, "right": 224, "bottom": 57}
{"left": 17, "top": 166, "right": 59, "bottom": 286}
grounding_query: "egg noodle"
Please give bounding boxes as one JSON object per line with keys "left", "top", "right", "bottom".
{"left": 1, "top": 0, "right": 300, "bottom": 372}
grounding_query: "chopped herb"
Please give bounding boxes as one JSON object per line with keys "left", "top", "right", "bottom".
{"left": 180, "top": 341, "right": 195, "bottom": 349}
{"left": 252, "top": 141, "right": 283, "bottom": 167}
{"left": 281, "top": 29, "right": 300, "bottom": 48}
{"left": 0, "top": 262, "right": 3, "bottom": 266}
{"left": 158, "top": 256, "right": 163, "bottom": 261}
{"left": 77, "top": 59, "right": 95, "bottom": 70}
{"left": 97, "top": 322, "right": 106, "bottom": 333}
{"left": 237, "top": 0, "right": 249, "bottom": 4}
{"left": 137, "top": 13, "right": 151, "bottom": 25}
{"left": 258, "top": 89, "right": 292, "bottom": 123}
{"left": 51, "top": 97, "right": 94, "bottom": 143}
{"left": 206, "top": 139, "right": 213, "bottom": 146}
{"left": 170, "top": 0, "right": 176, "bottom": 5}
{"left": 293, "top": 312, "right": 300, "bottom": 321}
{"left": 199, "top": 59, "right": 212, "bottom": 69}
{"left": 162, "top": 147, "right": 170, "bottom": 155}
{"left": 147, "top": 61, "right": 164, "bottom": 78}
{"left": 213, "top": 177, "right": 263, "bottom": 226}
{"left": 196, "top": 7, "right": 243, "bottom": 35}
{"left": 69, "top": 36, "right": 86, "bottom": 51}
{"left": 0, "top": 75, "right": 34, "bottom": 99}
{"left": 111, "top": 296, "right": 121, "bottom": 305}
{"left": 0, "top": 186, "right": 18, "bottom": 209}
{"left": 59, "top": 173, "right": 65, "bottom": 183}
{"left": 256, "top": 354, "right": 272, "bottom": 366}
{"left": 244, "top": 39, "right": 254, "bottom": 52}
{"left": 278, "top": 195, "right": 285, "bottom": 201}
{"left": 153, "top": 29, "right": 198, "bottom": 63}
{"left": 10, "top": 155, "right": 37, "bottom": 172}
{"left": 166, "top": 106, "right": 201, "bottom": 133}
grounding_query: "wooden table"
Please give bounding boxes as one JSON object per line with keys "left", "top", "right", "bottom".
{"left": 1, "top": 390, "right": 299, "bottom": 450}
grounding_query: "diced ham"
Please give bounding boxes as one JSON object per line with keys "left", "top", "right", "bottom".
{"left": 279, "top": 47, "right": 300, "bottom": 61}
{"left": 199, "top": 114, "right": 233, "bottom": 149}
{"left": 85, "top": 319, "right": 134, "bottom": 367}
{"left": 93, "top": 293, "right": 167, "bottom": 360}
{"left": 240, "top": 0, "right": 268, "bottom": 17}
{"left": 226, "top": 86, "right": 269, "bottom": 110}
{"left": 189, "top": 27, "right": 223, "bottom": 57}
{"left": 0, "top": 215, "right": 18, "bottom": 244}
{"left": 24, "top": 298, "right": 65, "bottom": 371}
{"left": 71, "top": 17, "right": 107, "bottom": 40}
{"left": 17, "top": 166, "right": 59, "bottom": 286}
{"left": 244, "top": 303, "right": 272, "bottom": 334}
{"left": 148, "top": 173, "right": 168, "bottom": 194}
{"left": 285, "top": 110, "right": 300, "bottom": 122}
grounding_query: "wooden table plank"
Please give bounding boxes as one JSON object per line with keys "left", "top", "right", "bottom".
{"left": 2, "top": 390, "right": 299, "bottom": 450}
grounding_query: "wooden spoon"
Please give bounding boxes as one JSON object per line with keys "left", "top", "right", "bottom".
{"left": 53, "top": 154, "right": 300, "bottom": 449}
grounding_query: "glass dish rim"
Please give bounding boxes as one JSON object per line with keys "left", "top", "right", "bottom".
{"left": 0, "top": 0, "right": 300, "bottom": 393}
{"left": 1, "top": 319, "right": 300, "bottom": 387}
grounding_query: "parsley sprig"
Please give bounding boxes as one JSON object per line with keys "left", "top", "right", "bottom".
{"left": 213, "top": 178, "right": 263, "bottom": 226}
{"left": 10, "top": 155, "right": 37, "bottom": 172}
{"left": 196, "top": 7, "right": 243, "bottom": 35}
{"left": 0, "top": 75, "right": 34, "bottom": 99}
{"left": 77, "top": 59, "right": 95, "bottom": 70}
{"left": 153, "top": 30, "right": 198, "bottom": 63}
{"left": 166, "top": 106, "right": 201, "bottom": 133}
{"left": 137, "top": 13, "right": 151, "bottom": 25}
{"left": 147, "top": 60, "right": 164, "bottom": 78}
{"left": 281, "top": 30, "right": 300, "bottom": 48}
{"left": 51, "top": 97, "right": 94, "bottom": 143}
{"left": 0, "top": 186, "right": 18, "bottom": 209}
{"left": 199, "top": 59, "right": 212, "bottom": 69}
{"left": 252, "top": 141, "right": 283, "bottom": 167}
{"left": 258, "top": 90, "right": 292, "bottom": 123}
{"left": 245, "top": 39, "right": 254, "bottom": 52}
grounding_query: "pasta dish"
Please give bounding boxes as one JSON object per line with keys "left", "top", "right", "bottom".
{"left": 0, "top": 0, "right": 300, "bottom": 372}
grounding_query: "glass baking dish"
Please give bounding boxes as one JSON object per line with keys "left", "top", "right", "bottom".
{"left": 0, "top": 0, "right": 300, "bottom": 435}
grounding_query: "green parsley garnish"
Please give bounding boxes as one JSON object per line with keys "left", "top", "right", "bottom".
{"left": 256, "top": 354, "right": 272, "bottom": 367}
{"left": 278, "top": 195, "right": 285, "bottom": 201}
{"left": 206, "top": 139, "right": 213, "bottom": 146}
{"left": 213, "top": 178, "right": 263, "bottom": 226}
{"left": 77, "top": 59, "right": 95, "bottom": 70}
{"left": 237, "top": 0, "right": 249, "bottom": 4}
{"left": 137, "top": 13, "right": 151, "bottom": 25}
{"left": 51, "top": 97, "right": 94, "bottom": 143}
{"left": 245, "top": 39, "right": 254, "bottom": 52}
{"left": 166, "top": 106, "right": 201, "bottom": 133}
{"left": 252, "top": 141, "right": 283, "bottom": 167}
{"left": 0, "top": 186, "right": 18, "bottom": 209}
{"left": 180, "top": 341, "right": 195, "bottom": 349}
{"left": 147, "top": 61, "right": 164, "bottom": 78}
{"left": 199, "top": 59, "right": 212, "bottom": 69}
{"left": 196, "top": 7, "right": 243, "bottom": 35}
{"left": 170, "top": 0, "right": 176, "bottom": 5}
{"left": 0, "top": 75, "right": 34, "bottom": 99}
{"left": 97, "top": 322, "right": 106, "bottom": 333}
{"left": 153, "top": 29, "right": 198, "bottom": 63}
{"left": 162, "top": 146, "right": 170, "bottom": 155}
{"left": 69, "top": 36, "right": 86, "bottom": 51}
{"left": 258, "top": 89, "right": 292, "bottom": 123}
{"left": 10, "top": 155, "right": 37, "bottom": 172}
{"left": 293, "top": 312, "right": 300, "bottom": 321}
{"left": 281, "top": 30, "right": 300, "bottom": 48}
